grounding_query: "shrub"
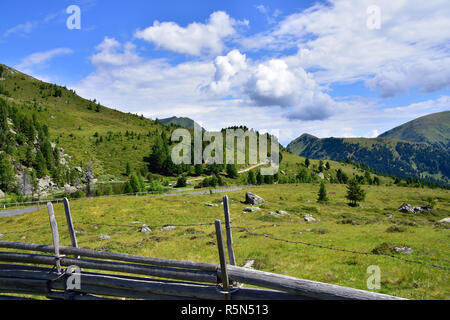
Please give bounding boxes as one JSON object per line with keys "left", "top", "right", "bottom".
{"left": 72, "top": 190, "right": 86, "bottom": 199}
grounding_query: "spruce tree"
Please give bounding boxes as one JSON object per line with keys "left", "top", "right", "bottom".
{"left": 317, "top": 181, "right": 329, "bottom": 203}
{"left": 0, "top": 153, "right": 15, "bottom": 191}
{"left": 305, "top": 158, "right": 310, "bottom": 168}
{"left": 346, "top": 178, "right": 366, "bottom": 207}
{"left": 247, "top": 170, "right": 256, "bottom": 185}
{"left": 35, "top": 150, "right": 47, "bottom": 178}
{"left": 226, "top": 164, "right": 238, "bottom": 178}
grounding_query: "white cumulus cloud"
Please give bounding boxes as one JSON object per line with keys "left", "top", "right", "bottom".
{"left": 91, "top": 37, "right": 141, "bottom": 66}
{"left": 202, "top": 49, "right": 247, "bottom": 94}
{"left": 244, "top": 59, "right": 336, "bottom": 120}
{"left": 135, "top": 11, "right": 247, "bottom": 56}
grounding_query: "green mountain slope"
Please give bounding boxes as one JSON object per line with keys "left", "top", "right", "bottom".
{"left": 379, "top": 111, "right": 450, "bottom": 150}
{"left": 0, "top": 64, "right": 172, "bottom": 178}
{"left": 160, "top": 116, "right": 203, "bottom": 130}
{"left": 287, "top": 135, "right": 449, "bottom": 186}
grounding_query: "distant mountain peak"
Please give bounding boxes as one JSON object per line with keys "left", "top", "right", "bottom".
{"left": 379, "top": 111, "right": 450, "bottom": 150}
{"left": 159, "top": 116, "right": 203, "bottom": 130}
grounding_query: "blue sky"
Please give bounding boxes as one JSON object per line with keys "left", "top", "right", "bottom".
{"left": 1, "top": 0, "right": 449, "bottom": 145}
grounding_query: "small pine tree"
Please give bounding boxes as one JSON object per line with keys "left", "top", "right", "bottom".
{"left": 125, "top": 162, "right": 131, "bottom": 176}
{"left": 0, "top": 153, "right": 16, "bottom": 191}
{"left": 317, "top": 181, "right": 329, "bottom": 203}
{"left": 34, "top": 150, "right": 48, "bottom": 178}
{"left": 175, "top": 176, "right": 187, "bottom": 188}
{"left": 194, "top": 164, "right": 204, "bottom": 176}
{"left": 247, "top": 170, "right": 256, "bottom": 185}
{"left": 226, "top": 164, "right": 238, "bottom": 178}
{"left": 256, "top": 171, "right": 263, "bottom": 185}
{"left": 346, "top": 178, "right": 366, "bottom": 207}
{"left": 305, "top": 158, "right": 310, "bottom": 168}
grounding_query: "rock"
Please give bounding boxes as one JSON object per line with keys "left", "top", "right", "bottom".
{"left": 74, "top": 167, "right": 83, "bottom": 173}
{"left": 205, "top": 203, "right": 218, "bottom": 207}
{"left": 304, "top": 214, "right": 317, "bottom": 222}
{"left": 317, "top": 172, "right": 325, "bottom": 180}
{"left": 305, "top": 200, "right": 310, "bottom": 203}
{"left": 268, "top": 210, "right": 291, "bottom": 217}
{"left": 0, "top": 234, "right": 4, "bottom": 239}
{"left": 75, "top": 230, "right": 87, "bottom": 235}
{"left": 99, "top": 234, "right": 111, "bottom": 240}
{"left": 244, "top": 207, "right": 261, "bottom": 213}
{"left": 394, "top": 246, "right": 413, "bottom": 255}
{"left": 280, "top": 170, "right": 286, "bottom": 175}
{"left": 245, "top": 192, "right": 265, "bottom": 205}
{"left": 243, "top": 260, "right": 255, "bottom": 270}
{"left": 64, "top": 184, "right": 78, "bottom": 194}
{"left": 0, "top": 190, "right": 4, "bottom": 199}
{"left": 141, "top": 224, "right": 152, "bottom": 234}
{"left": 277, "top": 210, "right": 290, "bottom": 217}
{"left": 438, "top": 217, "right": 450, "bottom": 224}
{"left": 37, "top": 176, "right": 56, "bottom": 191}
{"left": 162, "top": 226, "right": 176, "bottom": 231}
{"left": 398, "top": 203, "right": 432, "bottom": 214}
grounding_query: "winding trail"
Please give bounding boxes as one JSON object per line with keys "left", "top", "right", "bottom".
{"left": 0, "top": 207, "right": 44, "bottom": 218}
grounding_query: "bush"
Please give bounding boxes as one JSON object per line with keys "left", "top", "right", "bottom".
{"left": 385, "top": 225, "right": 406, "bottom": 233}
{"left": 72, "top": 190, "right": 86, "bottom": 199}
{"left": 175, "top": 176, "right": 187, "bottom": 188}
{"left": 149, "top": 180, "right": 164, "bottom": 192}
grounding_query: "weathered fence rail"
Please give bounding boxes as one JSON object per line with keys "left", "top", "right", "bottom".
{"left": 0, "top": 197, "right": 406, "bottom": 300}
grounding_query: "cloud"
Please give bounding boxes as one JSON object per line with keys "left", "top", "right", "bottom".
{"left": 4, "top": 21, "right": 38, "bottom": 37}
{"left": 365, "top": 58, "right": 450, "bottom": 97}
{"left": 244, "top": 59, "right": 336, "bottom": 120}
{"left": 17, "top": 48, "right": 73, "bottom": 70}
{"left": 91, "top": 37, "right": 141, "bottom": 66}
{"left": 135, "top": 11, "right": 247, "bottom": 56}
{"left": 255, "top": 5, "right": 282, "bottom": 24}
{"left": 242, "top": 0, "right": 450, "bottom": 97}
{"left": 201, "top": 49, "right": 247, "bottom": 94}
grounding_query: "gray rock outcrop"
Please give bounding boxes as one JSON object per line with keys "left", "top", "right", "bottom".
{"left": 245, "top": 192, "right": 265, "bottom": 205}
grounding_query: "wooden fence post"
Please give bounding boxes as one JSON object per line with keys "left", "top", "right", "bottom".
{"left": 47, "top": 202, "right": 63, "bottom": 274}
{"left": 63, "top": 198, "right": 79, "bottom": 256}
{"left": 223, "top": 195, "right": 236, "bottom": 266}
{"left": 214, "top": 220, "right": 230, "bottom": 300}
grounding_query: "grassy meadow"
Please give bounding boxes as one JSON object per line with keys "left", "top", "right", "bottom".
{"left": 0, "top": 183, "right": 448, "bottom": 299}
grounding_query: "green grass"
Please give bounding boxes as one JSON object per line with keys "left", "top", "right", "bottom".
{"left": 0, "top": 183, "right": 448, "bottom": 299}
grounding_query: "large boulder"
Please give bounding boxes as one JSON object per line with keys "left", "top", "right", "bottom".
{"left": 64, "top": 184, "right": 78, "bottom": 194}
{"left": 398, "top": 203, "right": 432, "bottom": 214}
{"left": 438, "top": 217, "right": 450, "bottom": 224}
{"left": 0, "top": 190, "right": 4, "bottom": 199}
{"left": 245, "top": 192, "right": 265, "bottom": 205}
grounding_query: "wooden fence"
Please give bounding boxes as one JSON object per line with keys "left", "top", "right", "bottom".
{"left": 0, "top": 196, "right": 405, "bottom": 300}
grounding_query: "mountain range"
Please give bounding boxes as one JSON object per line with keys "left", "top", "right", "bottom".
{"left": 1, "top": 63, "right": 448, "bottom": 187}
{"left": 287, "top": 111, "right": 450, "bottom": 185}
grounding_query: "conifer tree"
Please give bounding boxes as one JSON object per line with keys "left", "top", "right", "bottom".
{"left": 346, "top": 178, "right": 366, "bottom": 207}
{"left": 317, "top": 181, "right": 329, "bottom": 203}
